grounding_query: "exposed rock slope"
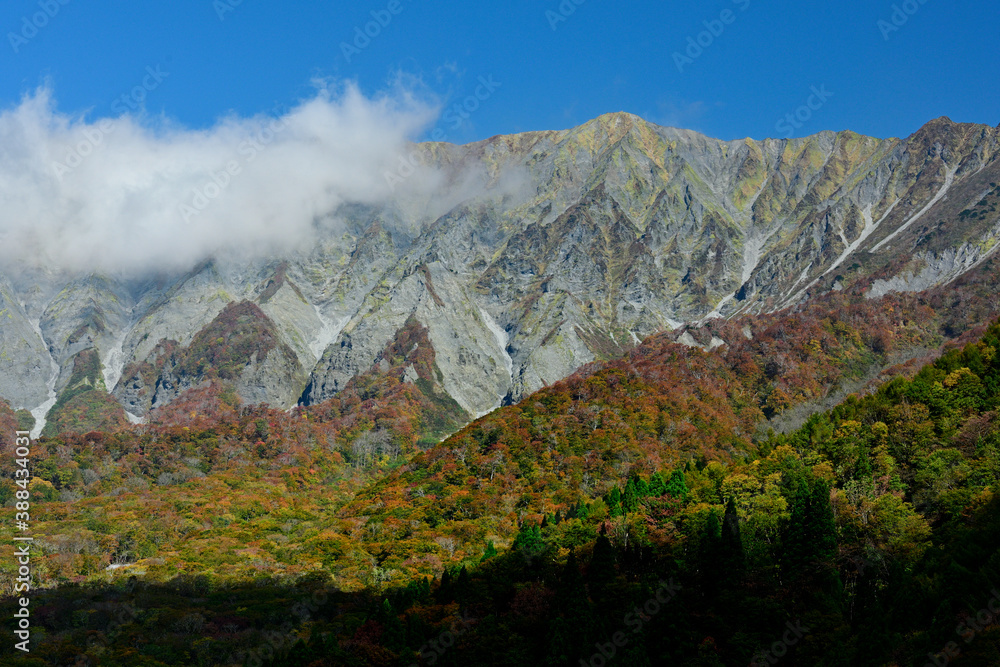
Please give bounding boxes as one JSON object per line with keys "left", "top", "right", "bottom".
{"left": 2, "top": 114, "right": 999, "bottom": 431}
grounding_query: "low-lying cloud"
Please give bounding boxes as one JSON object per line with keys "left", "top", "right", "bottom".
{"left": 0, "top": 81, "right": 447, "bottom": 274}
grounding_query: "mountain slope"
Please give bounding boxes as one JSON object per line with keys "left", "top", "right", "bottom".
{"left": 2, "top": 114, "right": 999, "bottom": 433}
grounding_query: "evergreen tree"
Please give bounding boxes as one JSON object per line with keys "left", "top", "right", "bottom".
{"left": 437, "top": 568, "right": 453, "bottom": 603}
{"left": 546, "top": 551, "right": 592, "bottom": 666}
{"left": 783, "top": 477, "right": 837, "bottom": 581}
{"left": 589, "top": 531, "right": 617, "bottom": 602}
{"left": 544, "top": 615, "right": 576, "bottom": 667}
{"left": 623, "top": 478, "right": 641, "bottom": 513}
{"left": 619, "top": 623, "right": 653, "bottom": 667}
{"left": 649, "top": 471, "right": 668, "bottom": 496}
{"left": 377, "top": 598, "right": 406, "bottom": 652}
{"left": 405, "top": 611, "right": 429, "bottom": 657}
{"left": 697, "top": 510, "right": 723, "bottom": 598}
{"left": 633, "top": 474, "right": 650, "bottom": 497}
{"left": 665, "top": 469, "right": 689, "bottom": 500}
{"left": 454, "top": 565, "right": 471, "bottom": 602}
{"left": 513, "top": 522, "right": 546, "bottom": 565}
{"left": 481, "top": 540, "right": 498, "bottom": 563}
{"left": 655, "top": 409, "right": 669, "bottom": 439}
{"left": 607, "top": 486, "right": 624, "bottom": 517}
{"left": 558, "top": 550, "right": 587, "bottom": 610}
{"left": 720, "top": 497, "right": 746, "bottom": 588}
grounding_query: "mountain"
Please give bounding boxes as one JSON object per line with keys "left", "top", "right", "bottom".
{"left": 9, "top": 262, "right": 1000, "bottom": 665}
{"left": 2, "top": 113, "right": 999, "bottom": 436}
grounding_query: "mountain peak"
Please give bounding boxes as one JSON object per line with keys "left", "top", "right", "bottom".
{"left": 594, "top": 110, "right": 645, "bottom": 123}
{"left": 923, "top": 115, "right": 955, "bottom": 129}
{"left": 909, "top": 115, "right": 1000, "bottom": 138}
{"left": 580, "top": 111, "right": 651, "bottom": 135}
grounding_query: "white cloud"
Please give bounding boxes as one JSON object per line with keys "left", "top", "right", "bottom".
{"left": 0, "top": 81, "right": 444, "bottom": 274}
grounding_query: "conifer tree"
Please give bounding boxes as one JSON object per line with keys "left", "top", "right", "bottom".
{"left": 649, "top": 471, "right": 668, "bottom": 496}
{"left": 720, "top": 497, "right": 746, "bottom": 587}
{"left": 666, "top": 469, "right": 689, "bottom": 500}
{"left": 589, "top": 531, "right": 617, "bottom": 602}
{"left": 623, "top": 478, "right": 641, "bottom": 513}
{"left": 607, "top": 486, "right": 624, "bottom": 517}
{"left": 783, "top": 477, "right": 837, "bottom": 580}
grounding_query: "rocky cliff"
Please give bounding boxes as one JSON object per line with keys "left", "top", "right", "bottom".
{"left": 2, "top": 113, "right": 998, "bottom": 435}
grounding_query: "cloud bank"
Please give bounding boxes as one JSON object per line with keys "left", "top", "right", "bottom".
{"left": 0, "top": 82, "right": 444, "bottom": 274}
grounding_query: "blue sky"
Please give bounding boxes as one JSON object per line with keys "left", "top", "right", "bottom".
{"left": 1, "top": 0, "right": 997, "bottom": 142}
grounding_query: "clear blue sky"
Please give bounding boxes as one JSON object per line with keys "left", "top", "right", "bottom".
{"left": 1, "top": 0, "right": 996, "bottom": 142}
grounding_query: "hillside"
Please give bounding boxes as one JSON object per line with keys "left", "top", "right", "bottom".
{"left": 6, "top": 112, "right": 1000, "bottom": 665}
{"left": 7, "top": 283, "right": 1000, "bottom": 664}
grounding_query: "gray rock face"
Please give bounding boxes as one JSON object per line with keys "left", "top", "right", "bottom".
{"left": 230, "top": 346, "right": 307, "bottom": 409}
{"left": 2, "top": 114, "right": 1000, "bottom": 423}
{"left": 0, "top": 279, "right": 52, "bottom": 409}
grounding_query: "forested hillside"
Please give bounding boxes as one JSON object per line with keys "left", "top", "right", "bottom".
{"left": 5, "top": 261, "right": 1000, "bottom": 665}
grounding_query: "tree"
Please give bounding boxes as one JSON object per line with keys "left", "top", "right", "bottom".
{"left": 720, "top": 497, "right": 746, "bottom": 587}
{"left": 607, "top": 486, "right": 624, "bottom": 517}
{"left": 697, "top": 510, "right": 723, "bottom": 598}
{"left": 623, "top": 478, "right": 641, "bottom": 513}
{"left": 783, "top": 476, "right": 837, "bottom": 582}
{"left": 665, "top": 469, "right": 689, "bottom": 500}
{"left": 513, "top": 522, "right": 546, "bottom": 566}
{"left": 650, "top": 472, "right": 668, "bottom": 496}
{"left": 589, "top": 531, "right": 617, "bottom": 602}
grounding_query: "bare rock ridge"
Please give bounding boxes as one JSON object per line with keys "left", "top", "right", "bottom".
{"left": 1, "top": 113, "right": 999, "bottom": 433}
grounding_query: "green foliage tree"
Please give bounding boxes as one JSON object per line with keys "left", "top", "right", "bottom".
{"left": 665, "top": 469, "right": 689, "bottom": 500}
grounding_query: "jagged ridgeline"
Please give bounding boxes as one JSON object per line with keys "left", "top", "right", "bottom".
{"left": 2, "top": 114, "right": 1000, "bottom": 435}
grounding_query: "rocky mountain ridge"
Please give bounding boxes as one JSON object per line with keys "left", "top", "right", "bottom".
{"left": 2, "top": 113, "right": 999, "bottom": 435}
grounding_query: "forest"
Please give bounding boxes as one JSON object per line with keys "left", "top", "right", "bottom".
{"left": 4, "top": 260, "right": 1000, "bottom": 665}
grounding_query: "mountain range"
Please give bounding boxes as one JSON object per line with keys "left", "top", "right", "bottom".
{"left": 3, "top": 112, "right": 1000, "bottom": 437}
